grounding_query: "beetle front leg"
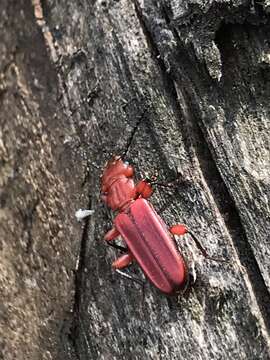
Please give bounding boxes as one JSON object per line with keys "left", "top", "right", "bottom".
{"left": 136, "top": 179, "right": 154, "bottom": 199}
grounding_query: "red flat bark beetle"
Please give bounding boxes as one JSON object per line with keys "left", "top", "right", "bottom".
{"left": 101, "top": 156, "right": 219, "bottom": 295}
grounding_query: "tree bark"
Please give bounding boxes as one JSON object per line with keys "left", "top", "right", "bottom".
{"left": 1, "top": 0, "right": 270, "bottom": 359}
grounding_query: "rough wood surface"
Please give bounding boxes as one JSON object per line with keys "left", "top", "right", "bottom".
{"left": 1, "top": 0, "right": 270, "bottom": 359}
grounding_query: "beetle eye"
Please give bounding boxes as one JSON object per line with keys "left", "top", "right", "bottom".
{"left": 124, "top": 161, "right": 129, "bottom": 166}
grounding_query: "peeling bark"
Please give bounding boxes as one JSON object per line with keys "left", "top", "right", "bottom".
{"left": 1, "top": 0, "right": 270, "bottom": 359}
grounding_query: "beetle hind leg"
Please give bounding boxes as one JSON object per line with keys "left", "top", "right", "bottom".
{"left": 112, "top": 253, "right": 133, "bottom": 269}
{"left": 170, "top": 224, "right": 227, "bottom": 262}
{"left": 170, "top": 224, "right": 188, "bottom": 236}
{"left": 170, "top": 223, "right": 210, "bottom": 257}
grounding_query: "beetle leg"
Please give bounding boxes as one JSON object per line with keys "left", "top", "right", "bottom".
{"left": 136, "top": 174, "right": 184, "bottom": 200}
{"left": 112, "top": 253, "right": 133, "bottom": 269}
{"left": 170, "top": 225, "right": 227, "bottom": 263}
{"left": 183, "top": 235, "right": 197, "bottom": 283}
{"left": 170, "top": 224, "right": 210, "bottom": 257}
{"left": 170, "top": 224, "right": 188, "bottom": 236}
{"left": 136, "top": 179, "right": 154, "bottom": 199}
{"left": 104, "top": 227, "right": 128, "bottom": 253}
{"left": 104, "top": 227, "right": 120, "bottom": 242}
{"left": 107, "top": 242, "right": 128, "bottom": 253}
{"left": 115, "top": 269, "right": 145, "bottom": 287}
{"left": 188, "top": 230, "right": 227, "bottom": 262}
{"left": 113, "top": 254, "right": 146, "bottom": 288}
{"left": 113, "top": 253, "right": 146, "bottom": 289}
{"left": 150, "top": 168, "right": 186, "bottom": 189}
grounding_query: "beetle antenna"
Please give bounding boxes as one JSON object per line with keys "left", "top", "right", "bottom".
{"left": 121, "top": 108, "right": 147, "bottom": 158}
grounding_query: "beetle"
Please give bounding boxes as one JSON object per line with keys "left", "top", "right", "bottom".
{"left": 101, "top": 156, "right": 213, "bottom": 295}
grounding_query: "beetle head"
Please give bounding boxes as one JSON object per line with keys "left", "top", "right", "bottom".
{"left": 101, "top": 156, "right": 134, "bottom": 193}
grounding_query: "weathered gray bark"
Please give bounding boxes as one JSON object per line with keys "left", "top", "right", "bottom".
{"left": 1, "top": 0, "right": 270, "bottom": 359}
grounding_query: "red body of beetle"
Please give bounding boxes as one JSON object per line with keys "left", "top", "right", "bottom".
{"left": 101, "top": 156, "right": 189, "bottom": 295}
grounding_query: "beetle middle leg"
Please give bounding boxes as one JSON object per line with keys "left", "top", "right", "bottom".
{"left": 104, "top": 227, "right": 120, "bottom": 241}
{"left": 104, "top": 227, "right": 127, "bottom": 253}
{"left": 113, "top": 253, "right": 146, "bottom": 289}
{"left": 115, "top": 269, "right": 146, "bottom": 289}
{"left": 112, "top": 253, "right": 133, "bottom": 269}
{"left": 104, "top": 228, "right": 145, "bottom": 287}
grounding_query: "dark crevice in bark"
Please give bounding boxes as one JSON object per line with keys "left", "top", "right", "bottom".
{"left": 68, "top": 198, "right": 93, "bottom": 360}
{"left": 134, "top": 0, "right": 270, "bottom": 333}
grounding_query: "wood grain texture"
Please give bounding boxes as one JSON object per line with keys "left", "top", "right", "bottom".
{"left": 1, "top": 0, "right": 270, "bottom": 359}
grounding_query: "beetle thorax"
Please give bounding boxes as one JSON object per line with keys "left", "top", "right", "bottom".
{"left": 103, "top": 176, "right": 136, "bottom": 211}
